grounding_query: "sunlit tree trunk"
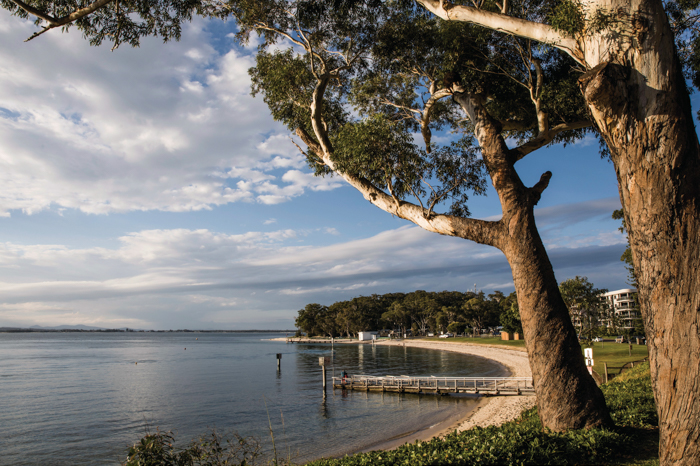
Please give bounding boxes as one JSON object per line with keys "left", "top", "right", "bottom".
{"left": 415, "top": 0, "right": 700, "bottom": 460}
{"left": 454, "top": 91, "right": 612, "bottom": 430}
{"left": 578, "top": 1, "right": 700, "bottom": 462}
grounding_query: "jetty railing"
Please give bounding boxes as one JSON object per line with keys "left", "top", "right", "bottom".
{"left": 332, "top": 375, "right": 534, "bottom": 396}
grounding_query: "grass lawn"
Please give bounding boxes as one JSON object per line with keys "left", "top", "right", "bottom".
{"left": 419, "top": 336, "right": 649, "bottom": 380}
{"left": 582, "top": 341, "right": 649, "bottom": 378}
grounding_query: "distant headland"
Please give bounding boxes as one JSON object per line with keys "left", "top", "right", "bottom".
{"left": 0, "top": 326, "right": 295, "bottom": 333}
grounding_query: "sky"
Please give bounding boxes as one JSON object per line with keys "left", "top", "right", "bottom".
{"left": 0, "top": 13, "right": 633, "bottom": 330}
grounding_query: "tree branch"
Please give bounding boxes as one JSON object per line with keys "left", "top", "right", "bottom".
{"left": 509, "top": 120, "right": 592, "bottom": 162}
{"left": 21, "top": 0, "right": 116, "bottom": 42}
{"left": 295, "top": 127, "right": 322, "bottom": 155}
{"left": 300, "top": 66, "right": 503, "bottom": 248}
{"left": 421, "top": 88, "right": 452, "bottom": 153}
{"left": 416, "top": 0, "right": 585, "bottom": 65}
{"left": 10, "top": 0, "right": 55, "bottom": 23}
{"left": 530, "top": 171, "right": 552, "bottom": 206}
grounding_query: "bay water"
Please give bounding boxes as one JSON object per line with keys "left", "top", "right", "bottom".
{"left": 0, "top": 332, "right": 506, "bottom": 465}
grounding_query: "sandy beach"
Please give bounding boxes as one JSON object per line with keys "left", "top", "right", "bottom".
{"left": 374, "top": 340, "right": 534, "bottom": 436}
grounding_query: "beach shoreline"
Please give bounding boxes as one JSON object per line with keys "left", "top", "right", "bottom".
{"left": 372, "top": 340, "right": 534, "bottom": 439}
{"left": 272, "top": 337, "right": 535, "bottom": 454}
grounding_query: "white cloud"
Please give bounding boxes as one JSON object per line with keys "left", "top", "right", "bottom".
{"left": 0, "top": 15, "right": 342, "bottom": 216}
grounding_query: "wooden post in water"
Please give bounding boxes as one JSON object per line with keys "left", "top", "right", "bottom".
{"left": 319, "top": 357, "right": 329, "bottom": 390}
{"left": 276, "top": 353, "right": 281, "bottom": 371}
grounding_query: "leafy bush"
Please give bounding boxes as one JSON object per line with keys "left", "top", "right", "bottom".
{"left": 601, "top": 363, "right": 657, "bottom": 428}
{"left": 123, "top": 428, "right": 264, "bottom": 466}
{"left": 308, "top": 413, "right": 626, "bottom": 466}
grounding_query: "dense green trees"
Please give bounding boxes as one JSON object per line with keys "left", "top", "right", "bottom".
{"left": 295, "top": 289, "right": 518, "bottom": 338}
{"left": 559, "top": 276, "right": 607, "bottom": 341}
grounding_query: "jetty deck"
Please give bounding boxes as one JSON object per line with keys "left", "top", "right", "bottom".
{"left": 332, "top": 375, "right": 535, "bottom": 396}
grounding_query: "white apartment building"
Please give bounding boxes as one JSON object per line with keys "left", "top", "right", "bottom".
{"left": 601, "top": 288, "right": 641, "bottom": 330}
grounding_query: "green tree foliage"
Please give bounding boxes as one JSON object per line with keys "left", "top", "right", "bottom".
{"left": 559, "top": 276, "right": 607, "bottom": 340}
{"left": 294, "top": 303, "right": 329, "bottom": 337}
{"left": 499, "top": 291, "right": 522, "bottom": 334}
{"left": 296, "top": 289, "right": 514, "bottom": 338}
{"left": 123, "top": 428, "right": 263, "bottom": 466}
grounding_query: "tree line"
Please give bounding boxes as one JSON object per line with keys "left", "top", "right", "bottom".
{"left": 295, "top": 289, "right": 522, "bottom": 338}
{"left": 297, "top": 276, "right": 644, "bottom": 341}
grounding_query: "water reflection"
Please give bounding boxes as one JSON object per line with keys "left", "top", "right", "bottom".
{"left": 1, "top": 334, "right": 505, "bottom": 466}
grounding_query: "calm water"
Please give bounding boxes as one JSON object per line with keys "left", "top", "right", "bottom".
{"left": 0, "top": 332, "right": 506, "bottom": 465}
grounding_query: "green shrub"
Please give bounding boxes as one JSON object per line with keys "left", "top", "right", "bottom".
{"left": 601, "top": 363, "right": 657, "bottom": 428}
{"left": 308, "top": 408, "right": 626, "bottom": 466}
{"left": 123, "top": 428, "right": 264, "bottom": 466}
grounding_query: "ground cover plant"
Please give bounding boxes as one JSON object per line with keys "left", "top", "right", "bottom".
{"left": 123, "top": 428, "right": 268, "bottom": 466}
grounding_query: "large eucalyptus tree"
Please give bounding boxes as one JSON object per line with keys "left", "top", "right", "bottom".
{"left": 413, "top": 2, "right": 700, "bottom": 464}
{"left": 3, "top": 0, "right": 700, "bottom": 463}
{"left": 242, "top": 1, "right": 615, "bottom": 431}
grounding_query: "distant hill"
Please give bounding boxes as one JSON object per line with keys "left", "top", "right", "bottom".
{"left": 30, "top": 324, "right": 106, "bottom": 330}
{"left": 0, "top": 326, "right": 295, "bottom": 333}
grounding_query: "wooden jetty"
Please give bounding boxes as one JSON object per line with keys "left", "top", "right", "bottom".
{"left": 332, "top": 375, "right": 535, "bottom": 396}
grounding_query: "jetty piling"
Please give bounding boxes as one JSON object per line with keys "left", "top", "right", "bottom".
{"left": 319, "top": 356, "right": 330, "bottom": 390}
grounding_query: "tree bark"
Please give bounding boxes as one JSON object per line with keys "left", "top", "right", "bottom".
{"left": 454, "top": 90, "right": 612, "bottom": 430}
{"left": 504, "top": 208, "right": 612, "bottom": 429}
{"left": 417, "top": 0, "right": 700, "bottom": 460}
{"left": 577, "top": 1, "right": 700, "bottom": 462}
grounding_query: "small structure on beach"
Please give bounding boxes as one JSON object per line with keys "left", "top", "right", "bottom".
{"left": 358, "top": 331, "right": 378, "bottom": 341}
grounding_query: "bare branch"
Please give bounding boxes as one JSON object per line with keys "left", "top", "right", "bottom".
{"left": 295, "top": 127, "right": 322, "bottom": 155}
{"left": 530, "top": 58, "right": 548, "bottom": 134}
{"left": 416, "top": 0, "right": 585, "bottom": 65}
{"left": 23, "top": 0, "right": 116, "bottom": 42}
{"left": 509, "top": 120, "right": 592, "bottom": 162}
{"left": 378, "top": 99, "right": 422, "bottom": 116}
{"left": 421, "top": 88, "right": 452, "bottom": 153}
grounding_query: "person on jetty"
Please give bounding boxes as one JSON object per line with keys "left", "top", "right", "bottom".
{"left": 341, "top": 370, "right": 348, "bottom": 384}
